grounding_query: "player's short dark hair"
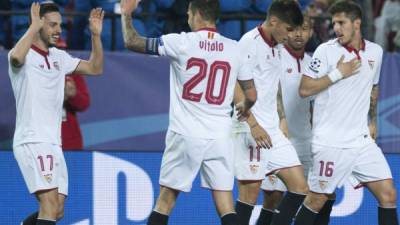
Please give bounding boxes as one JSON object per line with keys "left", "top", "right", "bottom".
{"left": 189, "top": 0, "right": 220, "bottom": 23}
{"left": 267, "top": 0, "right": 303, "bottom": 27}
{"left": 329, "top": 0, "right": 362, "bottom": 21}
{"left": 29, "top": 1, "right": 60, "bottom": 24}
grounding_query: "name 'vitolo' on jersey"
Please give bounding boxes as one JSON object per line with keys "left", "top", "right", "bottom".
{"left": 157, "top": 28, "right": 252, "bottom": 139}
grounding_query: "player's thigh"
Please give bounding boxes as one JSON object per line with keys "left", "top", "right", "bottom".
{"left": 261, "top": 174, "right": 287, "bottom": 192}
{"left": 233, "top": 132, "right": 267, "bottom": 181}
{"left": 159, "top": 131, "right": 205, "bottom": 192}
{"left": 54, "top": 145, "right": 68, "bottom": 196}
{"left": 308, "top": 145, "right": 357, "bottom": 194}
{"left": 14, "top": 143, "right": 63, "bottom": 194}
{"left": 352, "top": 143, "right": 393, "bottom": 184}
{"left": 200, "top": 136, "right": 235, "bottom": 191}
{"left": 266, "top": 143, "right": 302, "bottom": 176}
{"left": 293, "top": 141, "right": 312, "bottom": 178}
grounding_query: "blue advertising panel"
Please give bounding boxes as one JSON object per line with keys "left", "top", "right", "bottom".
{"left": 1, "top": 151, "right": 399, "bottom": 225}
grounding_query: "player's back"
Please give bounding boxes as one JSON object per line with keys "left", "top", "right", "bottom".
{"left": 158, "top": 29, "right": 246, "bottom": 139}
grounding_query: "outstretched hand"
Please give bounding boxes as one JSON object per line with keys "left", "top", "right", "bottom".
{"left": 120, "top": 0, "right": 141, "bottom": 15}
{"left": 30, "top": 2, "right": 43, "bottom": 32}
{"left": 89, "top": 8, "right": 104, "bottom": 36}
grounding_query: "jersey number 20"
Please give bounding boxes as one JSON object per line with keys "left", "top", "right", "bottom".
{"left": 182, "top": 57, "right": 231, "bottom": 105}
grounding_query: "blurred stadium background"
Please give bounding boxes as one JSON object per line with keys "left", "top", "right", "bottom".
{"left": 0, "top": 0, "right": 400, "bottom": 224}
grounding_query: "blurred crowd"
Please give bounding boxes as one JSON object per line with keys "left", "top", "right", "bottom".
{"left": 0, "top": 0, "right": 399, "bottom": 52}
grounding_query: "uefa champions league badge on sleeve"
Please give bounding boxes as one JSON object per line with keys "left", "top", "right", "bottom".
{"left": 309, "top": 58, "right": 321, "bottom": 73}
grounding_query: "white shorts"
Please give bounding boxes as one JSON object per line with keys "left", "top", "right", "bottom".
{"left": 308, "top": 143, "right": 393, "bottom": 194}
{"left": 159, "top": 130, "right": 234, "bottom": 192}
{"left": 260, "top": 141, "right": 309, "bottom": 192}
{"left": 234, "top": 132, "right": 268, "bottom": 180}
{"left": 234, "top": 132, "right": 301, "bottom": 181}
{"left": 13, "top": 143, "right": 68, "bottom": 195}
{"left": 293, "top": 141, "right": 312, "bottom": 178}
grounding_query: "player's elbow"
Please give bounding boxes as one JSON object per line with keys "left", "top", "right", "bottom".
{"left": 245, "top": 89, "right": 257, "bottom": 105}
{"left": 10, "top": 51, "right": 24, "bottom": 67}
{"left": 299, "top": 86, "right": 312, "bottom": 98}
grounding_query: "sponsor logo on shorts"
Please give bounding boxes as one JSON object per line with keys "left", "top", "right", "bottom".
{"left": 268, "top": 175, "right": 277, "bottom": 184}
{"left": 249, "top": 164, "right": 259, "bottom": 174}
{"left": 319, "top": 180, "right": 328, "bottom": 190}
{"left": 44, "top": 174, "right": 53, "bottom": 183}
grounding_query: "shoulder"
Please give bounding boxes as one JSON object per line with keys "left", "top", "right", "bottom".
{"left": 365, "top": 40, "right": 383, "bottom": 55}
{"left": 239, "top": 28, "right": 259, "bottom": 45}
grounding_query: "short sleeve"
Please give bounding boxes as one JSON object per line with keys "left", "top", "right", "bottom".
{"left": 373, "top": 48, "right": 383, "bottom": 85}
{"left": 60, "top": 50, "right": 80, "bottom": 75}
{"left": 158, "top": 33, "right": 185, "bottom": 59}
{"left": 237, "top": 36, "right": 256, "bottom": 81}
{"left": 303, "top": 44, "right": 329, "bottom": 78}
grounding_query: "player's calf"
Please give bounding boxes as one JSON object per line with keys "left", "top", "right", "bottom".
{"left": 236, "top": 180, "right": 262, "bottom": 225}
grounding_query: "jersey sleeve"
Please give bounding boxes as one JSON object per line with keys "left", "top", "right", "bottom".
{"left": 158, "top": 32, "right": 185, "bottom": 60}
{"left": 60, "top": 50, "right": 81, "bottom": 75}
{"left": 237, "top": 36, "right": 256, "bottom": 81}
{"left": 303, "top": 44, "right": 329, "bottom": 78}
{"left": 373, "top": 47, "right": 383, "bottom": 85}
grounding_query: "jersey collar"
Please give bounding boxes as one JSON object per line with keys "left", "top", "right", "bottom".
{"left": 31, "top": 44, "right": 49, "bottom": 57}
{"left": 257, "top": 25, "right": 277, "bottom": 48}
{"left": 196, "top": 27, "right": 218, "bottom": 33}
{"left": 31, "top": 44, "right": 51, "bottom": 69}
{"left": 284, "top": 45, "right": 304, "bottom": 60}
{"left": 343, "top": 39, "right": 366, "bottom": 59}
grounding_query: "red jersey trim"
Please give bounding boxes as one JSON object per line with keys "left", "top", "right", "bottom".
{"left": 31, "top": 44, "right": 50, "bottom": 69}
{"left": 196, "top": 27, "right": 218, "bottom": 33}
{"left": 257, "top": 25, "right": 276, "bottom": 48}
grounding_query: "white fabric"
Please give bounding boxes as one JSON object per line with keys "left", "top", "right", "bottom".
{"left": 14, "top": 143, "right": 68, "bottom": 195}
{"left": 158, "top": 30, "right": 252, "bottom": 139}
{"left": 261, "top": 174, "right": 287, "bottom": 192}
{"left": 8, "top": 47, "right": 80, "bottom": 147}
{"left": 261, "top": 141, "right": 312, "bottom": 192}
{"left": 304, "top": 39, "right": 383, "bottom": 148}
{"left": 232, "top": 27, "right": 289, "bottom": 147}
{"left": 159, "top": 130, "right": 234, "bottom": 192}
{"left": 280, "top": 48, "right": 313, "bottom": 144}
{"left": 308, "top": 143, "right": 393, "bottom": 194}
{"left": 234, "top": 132, "right": 268, "bottom": 180}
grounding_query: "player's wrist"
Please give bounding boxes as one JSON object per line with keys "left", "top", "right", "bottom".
{"left": 328, "top": 68, "right": 343, "bottom": 83}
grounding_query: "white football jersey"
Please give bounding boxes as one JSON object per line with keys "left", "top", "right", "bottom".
{"left": 232, "top": 26, "right": 290, "bottom": 147}
{"left": 8, "top": 45, "right": 80, "bottom": 147}
{"left": 280, "top": 46, "right": 313, "bottom": 144}
{"left": 158, "top": 28, "right": 252, "bottom": 139}
{"left": 304, "top": 39, "right": 382, "bottom": 148}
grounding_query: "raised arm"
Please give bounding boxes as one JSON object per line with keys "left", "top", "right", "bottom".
{"left": 369, "top": 85, "right": 379, "bottom": 139}
{"left": 75, "top": 8, "right": 104, "bottom": 75}
{"left": 120, "top": 0, "right": 147, "bottom": 53}
{"left": 299, "top": 55, "right": 361, "bottom": 97}
{"left": 9, "top": 3, "right": 43, "bottom": 67}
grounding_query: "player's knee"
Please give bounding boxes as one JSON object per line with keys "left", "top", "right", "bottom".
{"left": 288, "top": 182, "right": 309, "bottom": 194}
{"left": 40, "top": 198, "right": 59, "bottom": 216}
{"left": 378, "top": 187, "right": 397, "bottom": 206}
{"left": 57, "top": 206, "right": 65, "bottom": 220}
{"left": 238, "top": 181, "right": 261, "bottom": 204}
{"left": 304, "top": 193, "right": 328, "bottom": 211}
